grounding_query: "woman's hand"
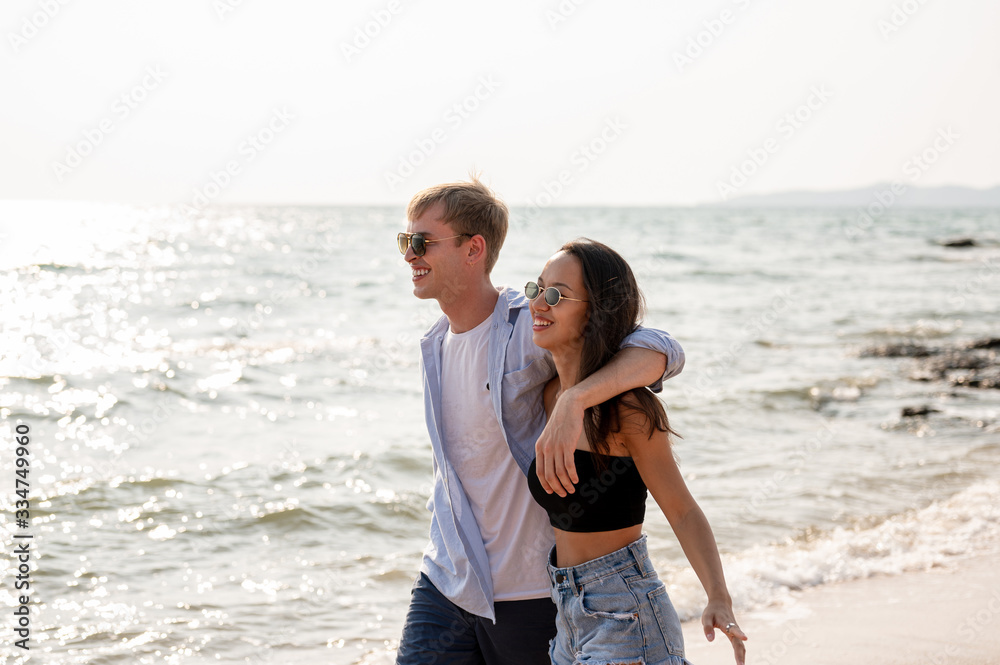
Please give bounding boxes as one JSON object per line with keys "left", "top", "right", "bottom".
{"left": 533, "top": 390, "right": 583, "bottom": 496}
{"left": 702, "top": 599, "right": 747, "bottom": 665}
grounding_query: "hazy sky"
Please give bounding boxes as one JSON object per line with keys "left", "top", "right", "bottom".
{"left": 2, "top": 0, "right": 998, "bottom": 206}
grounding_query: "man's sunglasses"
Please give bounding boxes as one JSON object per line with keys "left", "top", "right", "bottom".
{"left": 397, "top": 232, "right": 472, "bottom": 257}
{"left": 524, "top": 281, "right": 589, "bottom": 306}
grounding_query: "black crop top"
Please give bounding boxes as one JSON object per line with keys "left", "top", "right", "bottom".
{"left": 527, "top": 450, "right": 647, "bottom": 532}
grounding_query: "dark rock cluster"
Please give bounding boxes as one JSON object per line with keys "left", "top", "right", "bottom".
{"left": 937, "top": 238, "right": 978, "bottom": 248}
{"left": 900, "top": 405, "right": 941, "bottom": 417}
{"left": 862, "top": 338, "right": 1000, "bottom": 417}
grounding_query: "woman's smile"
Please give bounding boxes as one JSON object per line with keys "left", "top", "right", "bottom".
{"left": 532, "top": 316, "right": 553, "bottom": 331}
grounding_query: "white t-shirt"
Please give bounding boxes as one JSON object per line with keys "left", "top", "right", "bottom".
{"left": 440, "top": 316, "right": 552, "bottom": 601}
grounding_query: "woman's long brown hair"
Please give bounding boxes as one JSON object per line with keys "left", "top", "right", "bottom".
{"left": 559, "top": 239, "right": 679, "bottom": 465}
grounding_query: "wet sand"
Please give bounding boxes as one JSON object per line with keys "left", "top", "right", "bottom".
{"left": 682, "top": 552, "right": 1000, "bottom": 665}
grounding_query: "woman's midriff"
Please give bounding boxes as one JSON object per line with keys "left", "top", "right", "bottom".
{"left": 553, "top": 524, "right": 643, "bottom": 568}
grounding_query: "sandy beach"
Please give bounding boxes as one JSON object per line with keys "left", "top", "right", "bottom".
{"left": 682, "top": 553, "right": 1000, "bottom": 665}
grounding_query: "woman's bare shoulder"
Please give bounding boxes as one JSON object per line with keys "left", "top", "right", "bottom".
{"left": 615, "top": 391, "right": 654, "bottom": 436}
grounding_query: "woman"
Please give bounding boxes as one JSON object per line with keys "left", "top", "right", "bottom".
{"left": 525, "top": 239, "right": 747, "bottom": 665}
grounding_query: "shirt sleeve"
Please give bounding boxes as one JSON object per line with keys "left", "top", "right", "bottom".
{"left": 619, "top": 326, "right": 685, "bottom": 393}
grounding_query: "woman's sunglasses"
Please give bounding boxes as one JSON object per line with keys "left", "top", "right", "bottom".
{"left": 524, "top": 281, "right": 589, "bottom": 306}
{"left": 397, "top": 232, "right": 472, "bottom": 257}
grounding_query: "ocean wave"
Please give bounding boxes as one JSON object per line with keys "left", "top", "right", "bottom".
{"left": 659, "top": 478, "right": 1000, "bottom": 621}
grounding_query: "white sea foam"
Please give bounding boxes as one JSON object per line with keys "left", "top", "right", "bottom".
{"left": 661, "top": 479, "right": 1000, "bottom": 620}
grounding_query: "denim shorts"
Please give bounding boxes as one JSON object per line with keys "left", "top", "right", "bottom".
{"left": 547, "top": 534, "right": 693, "bottom": 665}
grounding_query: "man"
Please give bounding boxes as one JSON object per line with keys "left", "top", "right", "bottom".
{"left": 395, "top": 177, "right": 685, "bottom": 664}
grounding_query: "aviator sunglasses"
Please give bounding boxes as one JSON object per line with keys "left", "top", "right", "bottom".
{"left": 524, "top": 281, "right": 589, "bottom": 306}
{"left": 397, "top": 232, "right": 472, "bottom": 257}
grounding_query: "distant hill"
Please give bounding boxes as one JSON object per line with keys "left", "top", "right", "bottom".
{"left": 708, "top": 184, "right": 1000, "bottom": 208}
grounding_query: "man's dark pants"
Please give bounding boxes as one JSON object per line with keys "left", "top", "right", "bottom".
{"left": 395, "top": 573, "right": 557, "bottom": 665}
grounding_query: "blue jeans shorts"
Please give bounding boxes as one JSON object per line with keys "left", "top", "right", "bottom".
{"left": 547, "top": 534, "right": 693, "bottom": 665}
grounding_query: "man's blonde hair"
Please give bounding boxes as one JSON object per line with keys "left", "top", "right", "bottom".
{"left": 407, "top": 176, "right": 508, "bottom": 274}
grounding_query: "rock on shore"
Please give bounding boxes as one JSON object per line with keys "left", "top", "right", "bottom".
{"left": 862, "top": 337, "right": 999, "bottom": 389}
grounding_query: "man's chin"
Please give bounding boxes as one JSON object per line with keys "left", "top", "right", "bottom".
{"left": 411, "top": 284, "right": 435, "bottom": 300}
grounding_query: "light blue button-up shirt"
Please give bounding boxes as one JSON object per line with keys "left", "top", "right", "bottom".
{"left": 418, "top": 286, "right": 685, "bottom": 621}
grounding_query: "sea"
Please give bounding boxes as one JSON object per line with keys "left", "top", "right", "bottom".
{"left": 1, "top": 202, "right": 998, "bottom": 664}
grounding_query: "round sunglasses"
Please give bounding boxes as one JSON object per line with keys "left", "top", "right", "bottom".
{"left": 397, "top": 232, "right": 472, "bottom": 257}
{"left": 524, "top": 281, "right": 589, "bottom": 306}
